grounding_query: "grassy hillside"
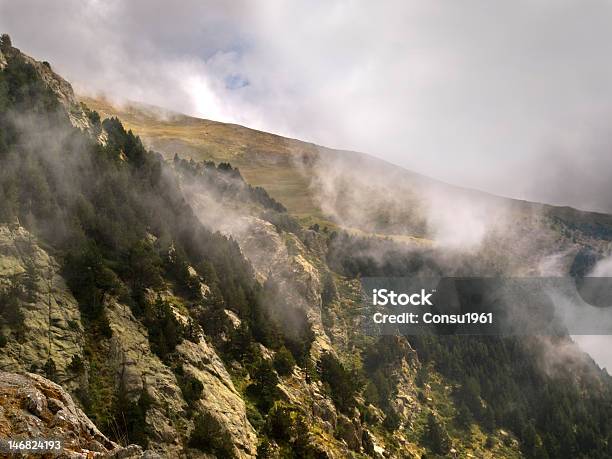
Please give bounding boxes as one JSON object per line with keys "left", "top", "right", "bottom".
{"left": 80, "top": 96, "right": 327, "bottom": 221}
{"left": 80, "top": 96, "right": 612, "bottom": 247}
{"left": 78, "top": 96, "right": 450, "bottom": 239}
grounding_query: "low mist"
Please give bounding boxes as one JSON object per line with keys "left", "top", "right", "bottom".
{"left": 3, "top": 1, "right": 612, "bottom": 213}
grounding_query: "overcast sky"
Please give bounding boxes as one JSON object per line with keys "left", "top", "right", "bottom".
{"left": 2, "top": 0, "right": 612, "bottom": 212}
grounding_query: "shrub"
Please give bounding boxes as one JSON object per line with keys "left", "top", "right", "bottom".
{"left": 423, "top": 412, "right": 451, "bottom": 455}
{"left": 120, "top": 388, "right": 152, "bottom": 448}
{"left": 0, "top": 281, "right": 25, "bottom": 330}
{"left": 321, "top": 272, "right": 337, "bottom": 307}
{"left": 43, "top": 358, "right": 57, "bottom": 381}
{"left": 264, "top": 403, "right": 316, "bottom": 456}
{"left": 68, "top": 355, "right": 84, "bottom": 374}
{"left": 383, "top": 410, "right": 401, "bottom": 431}
{"left": 246, "top": 403, "right": 265, "bottom": 432}
{"left": 319, "top": 352, "right": 361, "bottom": 414}
{"left": 273, "top": 346, "right": 295, "bottom": 376}
{"left": 246, "top": 358, "right": 279, "bottom": 413}
{"left": 265, "top": 402, "right": 298, "bottom": 441}
{"left": 456, "top": 402, "right": 473, "bottom": 429}
{"left": 0, "top": 33, "right": 11, "bottom": 50}
{"left": 257, "top": 438, "right": 274, "bottom": 458}
{"left": 189, "top": 412, "right": 235, "bottom": 458}
{"left": 178, "top": 371, "right": 204, "bottom": 406}
{"left": 142, "top": 297, "right": 184, "bottom": 361}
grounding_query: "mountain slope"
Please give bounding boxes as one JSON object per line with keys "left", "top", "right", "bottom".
{"left": 81, "top": 96, "right": 612, "bottom": 247}
{"left": 2, "top": 34, "right": 612, "bottom": 459}
{"left": 79, "top": 95, "right": 329, "bottom": 221}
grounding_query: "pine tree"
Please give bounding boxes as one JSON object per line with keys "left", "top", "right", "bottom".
{"left": 424, "top": 412, "right": 451, "bottom": 455}
{"left": 0, "top": 33, "right": 11, "bottom": 51}
{"left": 22, "top": 257, "right": 39, "bottom": 302}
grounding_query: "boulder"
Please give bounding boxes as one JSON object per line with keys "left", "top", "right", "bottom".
{"left": 0, "top": 371, "right": 145, "bottom": 458}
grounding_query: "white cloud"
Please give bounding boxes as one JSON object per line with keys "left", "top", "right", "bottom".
{"left": 2, "top": 0, "right": 612, "bottom": 212}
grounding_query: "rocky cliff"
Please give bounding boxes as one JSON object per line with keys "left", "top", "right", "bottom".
{"left": 0, "top": 371, "right": 146, "bottom": 458}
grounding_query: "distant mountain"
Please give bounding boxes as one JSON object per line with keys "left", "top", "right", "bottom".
{"left": 82, "top": 95, "right": 612, "bottom": 245}
{"left": 1, "top": 34, "right": 612, "bottom": 458}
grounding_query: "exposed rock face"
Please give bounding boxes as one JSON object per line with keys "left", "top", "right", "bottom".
{"left": 214, "top": 216, "right": 333, "bottom": 357}
{"left": 17, "top": 55, "right": 94, "bottom": 133}
{"left": 177, "top": 340, "right": 258, "bottom": 458}
{"left": 0, "top": 40, "right": 104, "bottom": 140}
{"left": 275, "top": 368, "right": 356, "bottom": 457}
{"left": 0, "top": 222, "right": 258, "bottom": 457}
{"left": 186, "top": 200, "right": 356, "bottom": 457}
{"left": 0, "top": 371, "right": 145, "bottom": 458}
{"left": 0, "top": 225, "right": 83, "bottom": 390}
{"left": 105, "top": 299, "right": 185, "bottom": 457}
{"left": 336, "top": 413, "right": 362, "bottom": 451}
{"left": 106, "top": 298, "right": 258, "bottom": 458}
{"left": 227, "top": 217, "right": 287, "bottom": 283}
{"left": 392, "top": 357, "right": 420, "bottom": 428}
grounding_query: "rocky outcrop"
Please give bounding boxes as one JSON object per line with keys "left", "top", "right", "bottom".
{"left": 0, "top": 38, "right": 103, "bottom": 139}
{"left": 391, "top": 354, "right": 420, "bottom": 429}
{"left": 0, "top": 224, "right": 83, "bottom": 391}
{"left": 0, "top": 371, "right": 146, "bottom": 458}
{"left": 105, "top": 297, "right": 258, "bottom": 458}
{"left": 105, "top": 299, "right": 185, "bottom": 457}
{"left": 177, "top": 340, "right": 258, "bottom": 458}
{"left": 227, "top": 217, "right": 287, "bottom": 283}
{"left": 336, "top": 413, "right": 362, "bottom": 451}
{"left": 215, "top": 216, "right": 333, "bottom": 357}
{"left": 276, "top": 368, "right": 356, "bottom": 457}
